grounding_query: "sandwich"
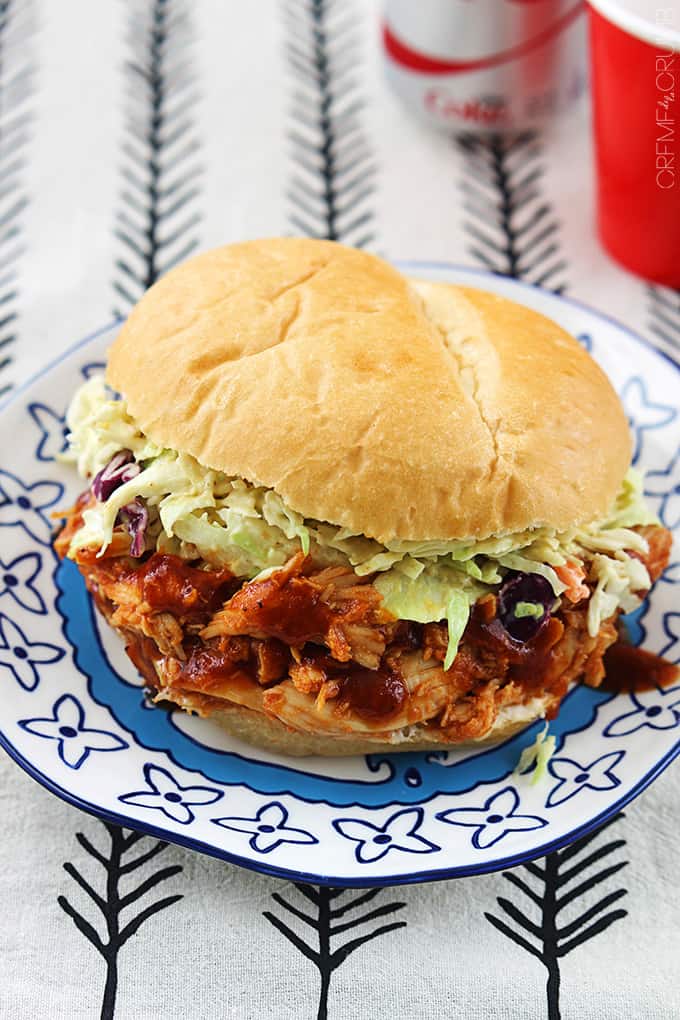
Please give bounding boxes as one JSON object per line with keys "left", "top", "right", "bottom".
{"left": 55, "top": 238, "right": 672, "bottom": 755}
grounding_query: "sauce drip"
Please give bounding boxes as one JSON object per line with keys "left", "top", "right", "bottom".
{"left": 340, "top": 667, "right": 407, "bottom": 720}
{"left": 599, "top": 642, "right": 679, "bottom": 694}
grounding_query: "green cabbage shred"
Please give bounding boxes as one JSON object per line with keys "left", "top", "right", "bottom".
{"left": 515, "top": 723, "right": 556, "bottom": 785}
{"left": 513, "top": 601, "right": 545, "bottom": 620}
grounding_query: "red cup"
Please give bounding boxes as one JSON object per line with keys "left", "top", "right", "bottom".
{"left": 588, "top": 1, "right": 680, "bottom": 287}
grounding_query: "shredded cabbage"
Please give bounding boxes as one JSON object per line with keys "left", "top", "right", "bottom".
{"left": 373, "top": 568, "right": 483, "bottom": 668}
{"left": 515, "top": 723, "right": 556, "bottom": 785}
{"left": 444, "top": 591, "right": 470, "bottom": 670}
{"left": 514, "top": 601, "right": 545, "bottom": 620}
{"left": 64, "top": 377, "right": 659, "bottom": 652}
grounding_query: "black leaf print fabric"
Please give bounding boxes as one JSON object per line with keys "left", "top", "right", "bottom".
{"left": 0, "top": 3, "right": 678, "bottom": 1018}
{"left": 113, "top": 0, "right": 201, "bottom": 314}
{"left": 57, "top": 822, "right": 183, "bottom": 1020}
{"left": 284, "top": 0, "right": 376, "bottom": 247}
{"left": 485, "top": 813, "right": 628, "bottom": 1020}
{"left": 54, "top": 5, "right": 202, "bottom": 1013}
{"left": 264, "top": 884, "right": 406, "bottom": 1020}
{"left": 457, "top": 132, "right": 568, "bottom": 293}
{"left": 648, "top": 285, "right": 680, "bottom": 354}
{"left": 0, "top": 0, "right": 33, "bottom": 399}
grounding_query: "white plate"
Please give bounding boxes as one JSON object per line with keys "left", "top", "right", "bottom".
{"left": 0, "top": 264, "right": 678, "bottom": 886}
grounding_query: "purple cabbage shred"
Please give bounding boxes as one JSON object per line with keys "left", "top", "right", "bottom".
{"left": 91, "top": 450, "right": 140, "bottom": 502}
{"left": 117, "top": 498, "right": 149, "bottom": 557}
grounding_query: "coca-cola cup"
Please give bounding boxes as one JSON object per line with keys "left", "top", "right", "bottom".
{"left": 382, "top": 0, "right": 587, "bottom": 133}
{"left": 588, "top": 1, "right": 680, "bottom": 287}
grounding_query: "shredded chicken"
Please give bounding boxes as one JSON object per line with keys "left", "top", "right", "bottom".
{"left": 200, "top": 554, "right": 394, "bottom": 669}
{"left": 57, "top": 493, "right": 674, "bottom": 745}
{"left": 635, "top": 523, "right": 673, "bottom": 584}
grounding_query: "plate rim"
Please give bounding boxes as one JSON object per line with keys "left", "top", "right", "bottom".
{"left": 1, "top": 265, "right": 678, "bottom": 887}
{"left": 1, "top": 715, "right": 679, "bottom": 888}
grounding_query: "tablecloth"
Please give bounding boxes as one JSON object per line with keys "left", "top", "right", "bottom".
{"left": 1, "top": 2, "right": 679, "bottom": 1018}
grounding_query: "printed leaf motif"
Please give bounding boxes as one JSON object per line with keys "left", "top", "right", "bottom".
{"left": 648, "top": 284, "right": 680, "bottom": 356}
{"left": 485, "top": 813, "right": 628, "bottom": 1020}
{"left": 113, "top": 0, "right": 201, "bottom": 314}
{"left": 58, "top": 821, "right": 183, "bottom": 1020}
{"left": 264, "top": 884, "right": 406, "bottom": 1020}
{"left": 457, "top": 132, "right": 567, "bottom": 293}
{"left": 0, "top": 0, "right": 33, "bottom": 398}
{"left": 284, "top": 0, "right": 376, "bottom": 247}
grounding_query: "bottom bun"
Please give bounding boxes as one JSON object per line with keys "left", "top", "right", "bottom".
{"left": 178, "top": 693, "right": 557, "bottom": 758}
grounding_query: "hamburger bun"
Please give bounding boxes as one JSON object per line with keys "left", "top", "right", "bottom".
{"left": 107, "top": 238, "right": 631, "bottom": 544}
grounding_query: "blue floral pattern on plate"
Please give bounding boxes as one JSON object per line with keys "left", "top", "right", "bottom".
{"left": 19, "top": 693, "right": 128, "bottom": 768}
{"left": 0, "top": 271, "right": 677, "bottom": 886}
{"left": 603, "top": 689, "right": 680, "bottom": 737}
{"left": 28, "top": 403, "right": 70, "bottom": 462}
{"left": 546, "top": 750, "right": 625, "bottom": 807}
{"left": 646, "top": 450, "right": 680, "bottom": 530}
{"left": 0, "top": 552, "right": 46, "bottom": 614}
{"left": 621, "top": 377, "right": 676, "bottom": 465}
{"left": 213, "top": 802, "right": 318, "bottom": 854}
{"left": 0, "top": 613, "right": 64, "bottom": 690}
{"left": 333, "top": 807, "right": 439, "bottom": 863}
{"left": 119, "top": 763, "right": 223, "bottom": 824}
{"left": 0, "top": 469, "right": 63, "bottom": 545}
{"left": 81, "top": 361, "right": 106, "bottom": 380}
{"left": 436, "top": 787, "right": 547, "bottom": 850}
{"left": 660, "top": 612, "right": 680, "bottom": 660}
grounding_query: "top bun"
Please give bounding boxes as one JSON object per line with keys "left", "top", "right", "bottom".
{"left": 106, "top": 238, "right": 631, "bottom": 543}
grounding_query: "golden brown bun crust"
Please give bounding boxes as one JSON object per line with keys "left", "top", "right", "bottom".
{"left": 107, "top": 238, "right": 631, "bottom": 542}
{"left": 189, "top": 695, "right": 555, "bottom": 757}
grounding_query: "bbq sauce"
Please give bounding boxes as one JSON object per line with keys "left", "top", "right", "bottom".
{"left": 464, "top": 604, "right": 565, "bottom": 691}
{"left": 599, "top": 642, "right": 679, "bottom": 694}
{"left": 138, "top": 554, "right": 234, "bottom": 620}
{"left": 297, "top": 647, "right": 407, "bottom": 720}
{"left": 228, "top": 575, "right": 333, "bottom": 644}
{"left": 340, "top": 667, "right": 407, "bottom": 720}
{"left": 180, "top": 640, "right": 255, "bottom": 693}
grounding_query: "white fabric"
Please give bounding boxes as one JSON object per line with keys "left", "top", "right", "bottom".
{"left": 1, "top": 3, "right": 678, "bottom": 1018}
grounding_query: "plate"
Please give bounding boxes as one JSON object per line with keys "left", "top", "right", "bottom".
{"left": 0, "top": 264, "right": 678, "bottom": 887}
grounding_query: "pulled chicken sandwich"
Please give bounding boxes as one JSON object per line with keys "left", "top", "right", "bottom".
{"left": 55, "top": 238, "right": 672, "bottom": 755}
